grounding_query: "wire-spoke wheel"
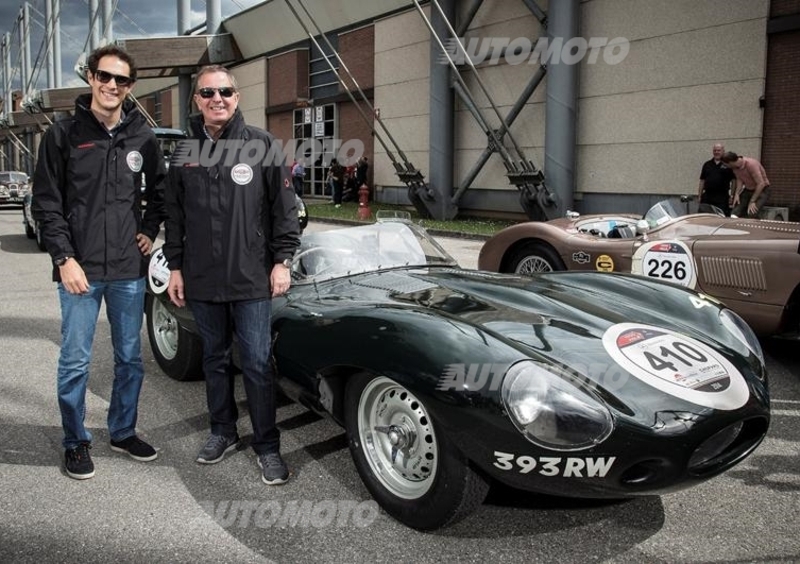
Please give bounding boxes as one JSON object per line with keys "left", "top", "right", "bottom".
{"left": 345, "top": 373, "right": 489, "bottom": 530}
{"left": 146, "top": 295, "right": 203, "bottom": 381}
{"left": 507, "top": 242, "right": 566, "bottom": 274}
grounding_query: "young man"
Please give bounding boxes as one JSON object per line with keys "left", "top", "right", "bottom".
{"left": 32, "top": 45, "right": 167, "bottom": 479}
{"left": 721, "top": 151, "right": 771, "bottom": 218}
{"left": 163, "top": 65, "right": 300, "bottom": 485}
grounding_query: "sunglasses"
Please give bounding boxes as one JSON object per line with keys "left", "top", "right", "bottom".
{"left": 197, "top": 87, "right": 237, "bottom": 99}
{"left": 93, "top": 69, "right": 133, "bottom": 87}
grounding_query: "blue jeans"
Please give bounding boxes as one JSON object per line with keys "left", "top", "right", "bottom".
{"left": 187, "top": 298, "right": 279, "bottom": 455}
{"left": 57, "top": 278, "right": 146, "bottom": 449}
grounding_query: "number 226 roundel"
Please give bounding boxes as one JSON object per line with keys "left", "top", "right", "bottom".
{"left": 631, "top": 240, "right": 697, "bottom": 289}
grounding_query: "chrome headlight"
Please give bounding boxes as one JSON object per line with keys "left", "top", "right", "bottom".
{"left": 719, "top": 308, "right": 764, "bottom": 366}
{"left": 501, "top": 360, "right": 614, "bottom": 451}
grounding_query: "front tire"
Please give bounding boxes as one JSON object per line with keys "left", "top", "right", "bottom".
{"left": 146, "top": 295, "right": 204, "bottom": 381}
{"left": 506, "top": 241, "right": 566, "bottom": 274}
{"left": 344, "top": 373, "right": 489, "bottom": 530}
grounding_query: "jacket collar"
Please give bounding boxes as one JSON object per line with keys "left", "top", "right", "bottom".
{"left": 188, "top": 108, "right": 245, "bottom": 141}
{"left": 74, "top": 93, "right": 139, "bottom": 131}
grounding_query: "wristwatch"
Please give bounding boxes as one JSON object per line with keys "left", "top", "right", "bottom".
{"left": 54, "top": 256, "right": 73, "bottom": 267}
{"left": 278, "top": 258, "right": 292, "bottom": 268}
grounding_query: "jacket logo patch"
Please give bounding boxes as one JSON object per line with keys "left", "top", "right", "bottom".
{"left": 77, "top": 142, "right": 95, "bottom": 149}
{"left": 231, "top": 163, "right": 253, "bottom": 185}
{"left": 126, "top": 151, "right": 143, "bottom": 172}
{"left": 284, "top": 178, "right": 291, "bottom": 189}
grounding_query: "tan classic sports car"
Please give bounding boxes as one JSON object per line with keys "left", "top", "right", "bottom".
{"left": 478, "top": 199, "right": 800, "bottom": 338}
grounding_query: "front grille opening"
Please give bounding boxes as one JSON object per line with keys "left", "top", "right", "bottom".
{"left": 620, "top": 459, "right": 668, "bottom": 486}
{"left": 688, "top": 417, "right": 769, "bottom": 476}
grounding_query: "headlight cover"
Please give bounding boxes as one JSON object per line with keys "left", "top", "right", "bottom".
{"left": 719, "top": 309, "right": 764, "bottom": 367}
{"left": 501, "top": 360, "right": 614, "bottom": 451}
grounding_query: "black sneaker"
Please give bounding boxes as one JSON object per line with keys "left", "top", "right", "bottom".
{"left": 110, "top": 435, "right": 158, "bottom": 462}
{"left": 196, "top": 434, "right": 240, "bottom": 464}
{"left": 65, "top": 443, "right": 95, "bottom": 480}
{"left": 258, "top": 452, "right": 289, "bottom": 485}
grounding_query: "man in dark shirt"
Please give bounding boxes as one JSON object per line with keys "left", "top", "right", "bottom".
{"left": 698, "top": 143, "right": 735, "bottom": 216}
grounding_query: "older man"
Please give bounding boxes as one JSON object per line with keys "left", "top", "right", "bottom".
{"left": 163, "top": 65, "right": 300, "bottom": 485}
{"left": 698, "top": 143, "right": 734, "bottom": 216}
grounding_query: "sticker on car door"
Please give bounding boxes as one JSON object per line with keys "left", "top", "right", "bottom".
{"left": 631, "top": 240, "right": 697, "bottom": 288}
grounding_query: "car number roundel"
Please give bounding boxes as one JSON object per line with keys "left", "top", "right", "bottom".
{"left": 148, "top": 247, "right": 171, "bottom": 294}
{"left": 602, "top": 323, "right": 749, "bottom": 410}
{"left": 631, "top": 240, "right": 696, "bottom": 288}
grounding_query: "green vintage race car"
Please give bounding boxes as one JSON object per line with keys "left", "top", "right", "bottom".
{"left": 146, "top": 218, "right": 769, "bottom": 530}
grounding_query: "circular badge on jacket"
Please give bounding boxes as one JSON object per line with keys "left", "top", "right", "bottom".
{"left": 231, "top": 163, "right": 254, "bottom": 185}
{"left": 126, "top": 151, "right": 143, "bottom": 172}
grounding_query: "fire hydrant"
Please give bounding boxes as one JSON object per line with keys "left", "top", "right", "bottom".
{"left": 357, "top": 182, "right": 371, "bottom": 220}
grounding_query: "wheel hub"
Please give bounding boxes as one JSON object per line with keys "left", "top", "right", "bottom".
{"left": 357, "top": 377, "right": 438, "bottom": 499}
{"left": 374, "top": 423, "right": 417, "bottom": 463}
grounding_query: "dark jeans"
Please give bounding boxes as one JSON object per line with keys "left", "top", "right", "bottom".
{"left": 332, "top": 179, "right": 343, "bottom": 204}
{"left": 732, "top": 187, "right": 770, "bottom": 218}
{"left": 187, "top": 298, "right": 279, "bottom": 455}
{"left": 700, "top": 194, "right": 730, "bottom": 216}
{"left": 292, "top": 176, "right": 304, "bottom": 196}
{"left": 57, "top": 278, "right": 146, "bottom": 448}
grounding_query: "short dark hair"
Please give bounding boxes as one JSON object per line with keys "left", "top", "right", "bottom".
{"left": 721, "top": 151, "right": 739, "bottom": 163}
{"left": 87, "top": 44, "right": 138, "bottom": 82}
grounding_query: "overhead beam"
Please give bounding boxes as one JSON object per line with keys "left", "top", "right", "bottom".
{"left": 116, "top": 34, "right": 242, "bottom": 78}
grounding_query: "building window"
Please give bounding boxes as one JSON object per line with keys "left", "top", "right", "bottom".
{"left": 153, "top": 91, "right": 162, "bottom": 126}
{"left": 293, "top": 103, "right": 338, "bottom": 197}
{"left": 309, "top": 33, "right": 339, "bottom": 100}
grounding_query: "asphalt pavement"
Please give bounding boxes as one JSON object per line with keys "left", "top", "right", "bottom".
{"left": 1, "top": 206, "right": 799, "bottom": 564}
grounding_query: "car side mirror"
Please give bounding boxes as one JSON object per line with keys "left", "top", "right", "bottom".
{"left": 635, "top": 219, "right": 650, "bottom": 238}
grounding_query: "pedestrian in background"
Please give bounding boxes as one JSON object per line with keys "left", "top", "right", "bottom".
{"left": 163, "top": 64, "right": 300, "bottom": 485}
{"left": 721, "top": 151, "right": 771, "bottom": 218}
{"left": 32, "top": 45, "right": 166, "bottom": 480}
{"left": 329, "top": 158, "right": 344, "bottom": 208}
{"left": 291, "top": 158, "right": 305, "bottom": 196}
{"left": 355, "top": 156, "right": 369, "bottom": 188}
{"left": 698, "top": 143, "right": 734, "bottom": 216}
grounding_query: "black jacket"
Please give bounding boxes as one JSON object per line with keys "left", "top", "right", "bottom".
{"left": 32, "top": 94, "right": 167, "bottom": 282}
{"left": 163, "top": 109, "right": 300, "bottom": 302}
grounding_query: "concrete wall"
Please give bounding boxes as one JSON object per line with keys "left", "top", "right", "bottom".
{"left": 232, "top": 57, "right": 268, "bottom": 130}
{"left": 577, "top": 0, "right": 768, "bottom": 211}
{"left": 372, "top": 0, "right": 769, "bottom": 214}
{"left": 373, "top": 6, "right": 431, "bottom": 199}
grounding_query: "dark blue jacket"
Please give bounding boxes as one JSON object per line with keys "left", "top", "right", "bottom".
{"left": 163, "top": 109, "right": 300, "bottom": 302}
{"left": 32, "top": 94, "right": 166, "bottom": 282}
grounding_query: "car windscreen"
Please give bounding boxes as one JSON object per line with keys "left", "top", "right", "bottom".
{"left": 292, "top": 221, "right": 458, "bottom": 283}
{"left": 0, "top": 172, "right": 28, "bottom": 184}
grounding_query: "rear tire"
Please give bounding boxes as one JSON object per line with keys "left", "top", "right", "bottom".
{"left": 146, "top": 295, "right": 204, "bottom": 381}
{"left": 506, "top": 242, "right": 566, "bottom": 274}
{"left": 344, "top": 372, "right": 489, "bottom": 530}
